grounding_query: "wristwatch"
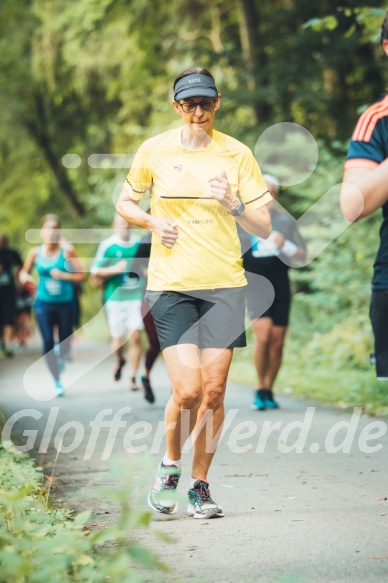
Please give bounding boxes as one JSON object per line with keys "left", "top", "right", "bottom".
{"left": 229, "top": 200, "right": 246, "bottom": 217}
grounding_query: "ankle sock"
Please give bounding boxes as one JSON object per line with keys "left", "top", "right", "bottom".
{"left": 162, "top": 454, "right": 181, "bottom": 467}
{"left": 189, "top": 477, "right": 208, "bottom": 489}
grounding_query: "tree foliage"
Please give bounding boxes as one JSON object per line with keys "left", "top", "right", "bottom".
{"left": 1, "top": 0, "right": 387, "bottom": 236}
{"left": 1, "top": 0, "right": 387, "bottom": 401}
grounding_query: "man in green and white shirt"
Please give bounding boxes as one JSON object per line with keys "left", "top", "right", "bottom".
{"left": 91, "top": 214, "right": 145, "bottom": 390}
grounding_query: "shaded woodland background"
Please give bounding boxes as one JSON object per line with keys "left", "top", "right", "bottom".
{"left": 1, "top": 0, "right": 388, "bottom": 410}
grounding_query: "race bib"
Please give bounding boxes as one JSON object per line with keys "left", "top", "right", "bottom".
{"left": 45, "top": 279, "right": 63, "bottom": 296}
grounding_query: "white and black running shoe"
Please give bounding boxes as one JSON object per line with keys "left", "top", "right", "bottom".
{"left": 187, "top": 480, "right": 224, "bottom": 519}
{"left": 147, "top": 461, "right": 181, "bottom": 515}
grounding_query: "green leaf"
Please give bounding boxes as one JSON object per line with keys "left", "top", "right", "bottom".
{"left": 154, "top": 529, "right": 174, "bottom": 543}
{"left": 72, "top": 553, "right": 95, "bottom": 567}
{"left": 303, "top": 17, "right": 322, "bottom": 30}
{"left": 127, "top": 546, "right": 158, "bottom": 568}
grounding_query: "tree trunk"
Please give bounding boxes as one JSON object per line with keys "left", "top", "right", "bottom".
{"left": 237, "top": 0, "right": 271, "bottom": 123}
{"left": 26, "top": 93, "right": 85, "bottom": 219}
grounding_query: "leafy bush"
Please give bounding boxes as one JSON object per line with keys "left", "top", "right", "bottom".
{"left": 292, "top": 315, "right": 372, "bottom": 370}
{"left": 232, "top": 141, "right": 387, "bottom": 412}
{"left": 0, "top": 444, "right": 166, "bottom": 583}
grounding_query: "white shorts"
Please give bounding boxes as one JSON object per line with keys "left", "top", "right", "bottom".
{"left": 105, "top": 300, "right": 144, "bottom": 338}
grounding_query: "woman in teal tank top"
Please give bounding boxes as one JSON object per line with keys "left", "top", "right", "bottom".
{"left": 20, "top": 214, "right": 86, "bottom": 396}
{"left": 35, "top": 245, "right": 74, "bottom": 303}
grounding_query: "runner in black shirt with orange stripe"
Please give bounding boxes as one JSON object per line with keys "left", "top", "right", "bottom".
{"left": 341, "top": 12, "right": 388, "bottom": 381}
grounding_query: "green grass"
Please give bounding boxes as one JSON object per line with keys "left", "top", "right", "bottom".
{"left": 230, "top": 333, "right": 388, "bottom": 416}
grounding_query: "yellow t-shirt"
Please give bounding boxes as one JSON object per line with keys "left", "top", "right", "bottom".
{"left": 124, "top": 128, "right": 272, "bottom": 292}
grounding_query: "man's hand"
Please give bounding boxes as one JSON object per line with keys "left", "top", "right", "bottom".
{"left": 209, "top": 170, "right": 240, "bottom": 212}
{"left": 110, "top": 259, "right": 128, "bottom": 275}
{"left": 89, "top": 273, "right": 104, "bottom": 288}
{"left": 19, "top": 271, "right": 34, "bottom": 285}
{"left": 150, "top": 217, "right": 179, "bottom": 249}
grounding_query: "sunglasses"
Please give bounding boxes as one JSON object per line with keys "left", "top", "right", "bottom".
{"left": 178, "top": 99, "right": 217, "bottom": 113}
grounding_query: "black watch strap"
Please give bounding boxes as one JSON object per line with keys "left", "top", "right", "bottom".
{"left": 229, "top": 200, "right": 246, "bottom": 217}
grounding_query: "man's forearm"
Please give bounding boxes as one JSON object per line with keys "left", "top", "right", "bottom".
{"left": 92, "top": 265, "right": 125, "bottom": 278}
{"left": 235, "top": 206, "right": 272, "bottom": 238}
{"left": 63, "top": 272, "right": 86, "bottom": 283}
{"left": 116, "top": 189, "right": 154, "bottom": 230}
{"left": 342, "top": 159, "right": 388, "bottom": 220}
{"left": 361, "top": 160, "right": 388, "bottom": 217}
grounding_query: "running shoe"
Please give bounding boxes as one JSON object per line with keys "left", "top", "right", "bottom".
{"left": 147, "top": 461, "right": 181, "bottom": 515}
{"left": 187, "top": 480, "right": 224, "bottom": 519}
{"left": 54, "top": 379, "right": 64, "bottom": 397}
{"left": 251, "top": 388, "right": 267, "bottom": 411}
{"left": 130, "top": 376, "right": 140, "bottom": 391}
{"left": 113, "top": 358, "right": 126, "bottom": 381}
{"left": 141, "top": 376, "right": 155, "bottom": 404}
{"left": 264, "top": 389, "right": 279, "bottom": 409}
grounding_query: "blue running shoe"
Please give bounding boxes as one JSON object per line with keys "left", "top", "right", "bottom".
{"left": 147, "top": 461, "right": 181, "bottom": 515}
{"left": 187, "top": 480, "right": 224, "bottom": 519}
{"left": 264, "top": 389, "right": 279, "bottom": 409}
{"left": 251, "top": 389, "right": 267, "bottom": 411}
{"left": 54, "top": 379, "right": 64, "bottom": 397}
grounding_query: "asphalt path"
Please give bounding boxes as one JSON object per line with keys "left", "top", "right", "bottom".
{"left": 1, "top": 337, "right": 388, "bottom": 583}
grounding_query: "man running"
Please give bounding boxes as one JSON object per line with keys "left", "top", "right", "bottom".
{"left": 91, "top": 214, "right": 145, "bottom": 390}
{"left": 117, "top": 67, "right": 272, "bottom": 519}
{"left": 341, "top": 12, "right": 388, "bottom": 382}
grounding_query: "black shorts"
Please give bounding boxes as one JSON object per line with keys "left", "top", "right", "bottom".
{"left": 369, "top": 290, "right": 388, "bottom": 379}
{"left": 0, "top": 287, "right": 16, "bottom": 326}
{"left": 245, "top": 270, "right": 291, "bottom": 326}
{"left": 144, "top": 287, "right": 247, "bottom": 351}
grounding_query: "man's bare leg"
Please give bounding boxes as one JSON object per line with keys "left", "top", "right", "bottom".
{"left": 2, "top": 324, "right": 14, "bottom": 355}
{"left": 162, "top": 343, "right": 203, "bottom": 460}
{"left": 112, "top": 335, "right": 126, "bottom": 380}
{"left": 147, "top": 343, "right": 202, "bottom": 514}
{"left": 128, "top": 328, "right": 143, "bottom": 388}
{"left": 252, "top": 317, "right": 272, "bottom": 386}
{"left": 148, "top": 345, "right": 233, "bottom": 517}
{"left": 265, "top": 325, "right": 287, "bottom": 390}
{"left": 191, "top": 347, "right": 233, "bottom": 481}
